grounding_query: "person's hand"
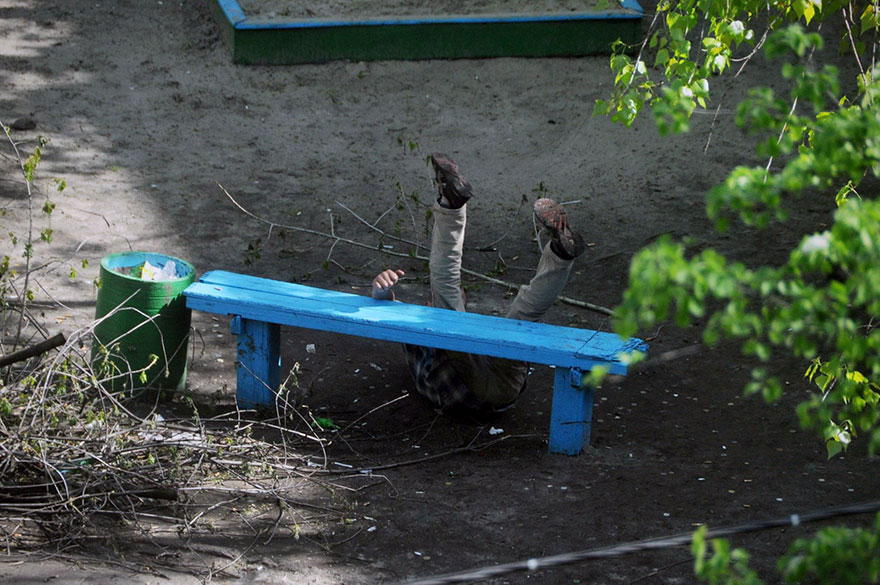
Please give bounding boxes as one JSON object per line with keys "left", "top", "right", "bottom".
{"left": 372, "top": 269, "right": 405, "bottom": 300}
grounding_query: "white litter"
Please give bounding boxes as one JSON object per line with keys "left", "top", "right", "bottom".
{"left": 801, "top": 233, "right": 830, "bottom": 253}
{"left": 141, "top": 259, "right": 177, "bottom": 281}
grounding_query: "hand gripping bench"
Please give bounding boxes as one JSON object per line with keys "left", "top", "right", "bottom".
{"left": 183, "top": 270, "right": 647, "bottom": 455}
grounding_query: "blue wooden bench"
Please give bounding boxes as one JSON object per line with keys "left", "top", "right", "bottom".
{"left": 183, "top": 270, "right": 647, "bottom": 455}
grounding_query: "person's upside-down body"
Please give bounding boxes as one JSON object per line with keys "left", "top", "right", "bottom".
{"left": 371, "top": 153, "right": 585, "bottom": 418}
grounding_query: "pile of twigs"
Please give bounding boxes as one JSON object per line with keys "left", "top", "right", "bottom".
{"left": 0, "top": 325, "right": 343, "bottom": 555}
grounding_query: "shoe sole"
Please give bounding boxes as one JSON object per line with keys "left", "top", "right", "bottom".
{"left": 431, "top": 153, "right": 473, "bottom": 207}
{"left": 534, "top": 198, "right": 569, "bottom": 235}
{"left": 534, "top": 198, "right": 582, "bottom": 258}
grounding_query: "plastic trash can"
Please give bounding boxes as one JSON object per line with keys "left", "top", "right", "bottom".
{"left": 92, "top": 251, "right": 195, "bottom": 391}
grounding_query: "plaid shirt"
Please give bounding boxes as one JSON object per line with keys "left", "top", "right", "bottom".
{"left": 403, "top": 344, "right": 524, "bottom": 415}
{"left": 377, "top": 292, "right": 523, "bottom": 415}
{"left": 403, "top": 344, "right": 480, "bottom": 412}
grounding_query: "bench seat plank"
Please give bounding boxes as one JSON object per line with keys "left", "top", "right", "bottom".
{"left": 186, "top": 270, "right": 643, "bottom": 374}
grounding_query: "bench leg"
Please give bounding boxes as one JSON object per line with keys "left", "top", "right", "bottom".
{"left": 230, "top": 316, "right": 281, "bottom": 408}
{"left": 548, "top": 367, "right": 593, "bottom": 455}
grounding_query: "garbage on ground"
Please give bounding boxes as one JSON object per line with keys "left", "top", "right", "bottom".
{"left": 113, "top": 259, "right": 179, "bottom": 281}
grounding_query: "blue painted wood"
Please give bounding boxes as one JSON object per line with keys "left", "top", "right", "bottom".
{"left": 548, "top": 367, "right": 594, "bottom": 455}
{"left": 226, "top": 0, "right": 643, "bottom": 28}
{"left": 230, "top": 315, "right": 281, "bottom": 408}
{"left": 216, "top": 0, "right": 247, "bottom": 25}
{"left": 186, "top": 271, "right": 646, "bottom": 373}
{"left": 184, "top": 270, "right": 646, "bottom": 454}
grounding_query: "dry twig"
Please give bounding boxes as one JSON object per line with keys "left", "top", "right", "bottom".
{"left": 219, "top": 183, "right": 613, "bottom": 315}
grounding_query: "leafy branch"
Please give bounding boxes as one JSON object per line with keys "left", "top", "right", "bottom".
{"left": 599, "top": 1, "right": 880, "bottom": 456}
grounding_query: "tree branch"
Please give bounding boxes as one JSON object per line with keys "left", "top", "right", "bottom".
{"left": 218, "top": 183, "right": 614, "bottom": 315}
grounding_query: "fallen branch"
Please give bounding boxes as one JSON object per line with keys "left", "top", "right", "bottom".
{"left": 293, "top": 432, "right": 537, "bottom": 475}
{"left": 218, "top": 183, "right": 613, "bottom": 316}
{"left": 0, "top": 332, "right": 66, "bottom": 368}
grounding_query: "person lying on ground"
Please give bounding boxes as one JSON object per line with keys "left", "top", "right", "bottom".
{"left": 371, "top": 153, "right": 585, "bottom": 418}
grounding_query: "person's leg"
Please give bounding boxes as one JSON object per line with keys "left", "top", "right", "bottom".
{"left": 505, "top": 242, "right": 574, "bottom": 322}
{"left": 428, "top": 153, "right": 472, "bottom": 312}
{"left": 507, "top": 198, "right": 584, "bottom": 322}
{"left": 419, "top": 154, "right": 516, "bottom": 411}
{"left": 429, "top": 202, "right": 467, "bottom": 312}
{"left": 405, "top": 153, "right": 471, "bottom": 409}
{"left": 467, "top": 199, "right": 583, "bottom": 411}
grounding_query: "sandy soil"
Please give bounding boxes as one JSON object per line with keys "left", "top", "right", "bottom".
{"left": 1, "top": 1, "right": 878, "bottom": 584}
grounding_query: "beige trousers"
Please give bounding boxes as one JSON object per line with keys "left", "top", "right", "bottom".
{"left": 429, "top": 202, "right": 575, "bottom": 408}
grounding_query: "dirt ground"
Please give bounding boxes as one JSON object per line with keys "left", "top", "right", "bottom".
{"left": 2, "top": 1, "right": 879, "bottom": 584}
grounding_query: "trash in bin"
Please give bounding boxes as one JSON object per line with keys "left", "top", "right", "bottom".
{"left": 112, "top": 259, "right": 180, "bottom": 281}
{"left": 140, "top": 259, "right": 178, "bottom": 281}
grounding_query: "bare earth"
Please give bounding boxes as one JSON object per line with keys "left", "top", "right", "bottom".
{"left": 1, "top": 1, "right": 878, "bottom": 584}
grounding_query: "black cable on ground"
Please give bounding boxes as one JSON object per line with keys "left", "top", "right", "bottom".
{"left": 392, "top": 500, "right": 880, "bottom": 585}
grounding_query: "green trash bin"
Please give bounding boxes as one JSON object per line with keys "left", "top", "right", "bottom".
{"left": 92, "top": 251, "right": 195, "bottom": 391}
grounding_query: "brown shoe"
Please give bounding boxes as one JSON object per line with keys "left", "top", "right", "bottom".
{"left": 534, "top": 198, "right": 585, "bottom": 260}
{"left": 430, "top": 153, "right": 473, "bottom": 209}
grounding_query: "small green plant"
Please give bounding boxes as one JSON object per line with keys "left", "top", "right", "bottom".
{"left": 1, "top": 127, "right": 83, "bottom": 343}
{"left": 313, "top": 416, "right": 340, "bottom": 430}
{"left": 396, "top": 134, "right": 420, "bottom": 152}
{"left": 532, "top": 181, "right": 551, "bottom": 199}
{"left": 690, "top": 513, "right": 880, "bottom": 584}
{"left": 244, "top": 237, "right": 263, "bottom": 266}
{"left": 782, "top": 514, "right": 880, "bottom": 583}
{"left": 693, "top": 526, "right": 763, "bottom": 585}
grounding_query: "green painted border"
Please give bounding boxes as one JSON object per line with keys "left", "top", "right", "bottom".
{"left": 211, "top": 1, "right": 643, "bottom": 64}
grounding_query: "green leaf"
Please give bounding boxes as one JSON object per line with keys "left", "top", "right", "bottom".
{"left": 0, "top": 397, "right": 12, "bottom": 417}
{"left": 762, "top": 377, "right": 782, "bottom": 402}
{"left": 655, "top": 48, "right": 670, "bottom": 67}
{"left": 861, "top": 3, "right": 879, "bottom": 34}
{"left": 847, "top": 370, "right": 869, "bottom": 385}
{"left": 826, "top": 438, "right": 843, "bottom": 458}
{"left": 23, "top": 147, "right": 42, "bottom": 183}
{"left": 585, "top": 364, "right": 611, "bottom": 387}
{"left": 314, "top": 416, "right": 340, "bottom": 430}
